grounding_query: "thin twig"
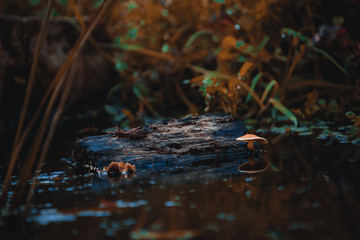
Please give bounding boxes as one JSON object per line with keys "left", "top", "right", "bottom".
{"left": 11, "top": 0, "right": 116, "bottom": 209}
{"left": 12, "top": 0, "right": 54, "bottom": 151}
{"left": 67, "top": 0, "right": 86, "bottom": 30}
{"left": 25, "top": 62, "right": 77, "bottom": 214}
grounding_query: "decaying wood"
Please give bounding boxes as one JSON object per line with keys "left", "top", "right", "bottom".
{"left": 72, "top": 114, "right": 249, "bottom": 172}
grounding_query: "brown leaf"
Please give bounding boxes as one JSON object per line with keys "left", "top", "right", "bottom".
{"left": 206, "top": 85, "right": 226, "bottom": 95}
{"left": 238, "top": 62, "right": 253, "bottom": 78}
{"left": 221, "top": 35, "right": 237, "bottom": 49}
{"left": 218, "top": 50, "right": 237, "bottom": 60}
{"left": 190, "top": 75, "right": 205, "bottom": 84}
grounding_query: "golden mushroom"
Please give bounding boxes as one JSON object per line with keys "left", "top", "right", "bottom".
{"left": 104, "top": 162, "right": 136, "bottom": 173}
{"left": 236, "top": 134, "right": 268, "bottom": 151}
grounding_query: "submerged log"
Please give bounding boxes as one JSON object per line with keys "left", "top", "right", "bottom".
{"left": 72, "top": 114, "right": 249, "bottom": 173}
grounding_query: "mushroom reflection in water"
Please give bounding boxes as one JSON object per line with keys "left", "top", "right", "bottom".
{"left": 236, "top": 134, "right": 268, "bottom": 151}
{"left": 238, "top": 154, "right": 269, "bottom": 173}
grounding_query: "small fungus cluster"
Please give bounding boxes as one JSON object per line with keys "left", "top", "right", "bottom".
{"left": 103, "top": 162, "right": 136, "bottom": 174}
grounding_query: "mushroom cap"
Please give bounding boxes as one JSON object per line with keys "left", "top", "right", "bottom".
{"left": 236, "top": 134, "right": 268, "bottom": 144}
{"left": 238, "top": 159, "right": 269, "bottom": 173}
{"left": 104, "top": 162, "right": 125, "bottom": 173}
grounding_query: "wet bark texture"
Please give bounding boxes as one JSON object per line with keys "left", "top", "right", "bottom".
{"left": 72, "top": 114, "right": 248, "bottom": 172}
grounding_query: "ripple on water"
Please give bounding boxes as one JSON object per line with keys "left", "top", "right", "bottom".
{"left": 27, "top": 209, "right": 77, "bottom": 225}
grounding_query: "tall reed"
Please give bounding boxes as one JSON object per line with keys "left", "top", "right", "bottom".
{"left": 0, "top": 0, "right": 118, "bottom": 214}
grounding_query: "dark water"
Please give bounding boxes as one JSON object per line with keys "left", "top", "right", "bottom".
{"left": 1, "top": 132, "right": 360, "bottom": 240}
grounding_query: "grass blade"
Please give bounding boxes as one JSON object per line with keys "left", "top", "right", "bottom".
{"left": 256, "top": 35, "right": 269, "bottom": 53}
{"left": 312, "top": 47, "right": 348, "bottom": 75}
{"left": 261, "top": 79, "right": 277, "bottom": 104}
{"left": 246, "top": 72, "right": 262, "bottom": 103}
{"left": 269, "top": 98, "right": 298, "bottom": 127}
{"left": 183, "top": 30, "right": 212, "bottom": 51}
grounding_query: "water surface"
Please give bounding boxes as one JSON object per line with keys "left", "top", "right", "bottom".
{"left": 1, "top": 131, "right": 360, "bottom": 240}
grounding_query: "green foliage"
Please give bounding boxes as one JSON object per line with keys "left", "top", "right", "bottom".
{"left": 282, "top": 28, "right": 349, "bottom": 75}
{"left": 346, "top": 111, "right": 360, "bottom": 138}
{"left": 115, "top": 60, "right": 127, "bottom": 72}
{"left": 24, "top": 0, "right": 359, "bottom": 124}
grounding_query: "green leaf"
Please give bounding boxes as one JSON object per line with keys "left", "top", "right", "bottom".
{"left": 269, "top": 98, "right": 298, "bottom": 127}
{"left": 202, "top": 77, "right": 213, "bottom": 85}
{"left": 105, "top": 105, "right": 118, "bottom": 116}
{"left": 236, "top": 41, "right": 245, "bottom": 48}
{"left": 199, "top": 85, "right": 207, "bottom": 94}
{"left": 256, "top": 36, "right": 269, "bottom": 53}
{"left": 56, "top": 0, "right": 67, "bottom": 6}
{"left": 352, "top": 138, "right": 360, "bottom": 146}
{"left": 115, "top": 44, "right": 142, "bottom": 51}
{"left": 329, "top": 99, "right": 338, "bottom": 111}
{"left": 133, "top": 83, "right": 143, "bottom": 99}
{"left": 93, "top": 0, "right": 103, "bottom": 8}
{"left": 212, "top": 35, "right": 219, "bottom": 43}
{"left": 318, "top": 99, "right": 326, "bottom": 106}
{"left": 246, "top": 73, "right": 262, "bottom": 103}
{"left": 29, "top": 0, "right": 42, "bottom": 6}
{"left": 161, "top": 43, "right": 170, "bottom": 53}
{"left": 128, "top": 1, "right": 138, "bottom": 10}
{"left": 50, "top": 9, "right": 59, "bottom": 16}
{"left": 237, "top": 54, "right": 247, "bottom": 62}
{"left": 345, "top": 111, "right": 356, "bottom": 119}
{"left": 161, "top": 9, "right": 169, "bottom": 16}
{"left": 182, "top": 79, "right": 191, "bottom": 84}
{"left": 244, "top": 45, "right": 254, "bottom": 53}
{"left": 183, "top": 30, "right": 212, "bottom": 51}
{"left": 269, "top": 162, "right": 280, "bottom": 172}
{"left": 312, "top": 47, "right": 348, "bottom": 75}
{"left": 115, "top": 61, "right": 127, "bottom": 72}
{"left": 114, "top": 113, "right": 126, "bottom": 122}
{"left": 107, "top": 83, "right": 123, "bottom": 99}
{"left": 281, "top": 28, "right": 312, "bottom": 46}
{"left": 261, "top": 79, "right": 277, "bottom": 103}
{"left": 212, "top": 0, "right": 225, "bottom": 3}
{"left": 150, "top": 71, "right": 158, "bottom": 80}
{"left": 128, "top": 27, "right": 138, "bottom": 39}
{"left": 191, "top": 65, "right": 229, "bottom": 79}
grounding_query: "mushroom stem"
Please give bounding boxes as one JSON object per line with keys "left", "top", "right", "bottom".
{"left": 247, "top": 141, "right": 255, "bottom": 151}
